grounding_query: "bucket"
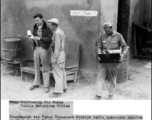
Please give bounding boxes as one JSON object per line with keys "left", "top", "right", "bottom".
{"left": 117, "top": 50, "right": 130, "bottom": 83}
{"left": 2, "top": 37, "right": 21, "bottom": 61}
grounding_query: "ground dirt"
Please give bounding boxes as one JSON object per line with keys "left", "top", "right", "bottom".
{"left": 1, "top": 59, "right": 151, "bottom": 100}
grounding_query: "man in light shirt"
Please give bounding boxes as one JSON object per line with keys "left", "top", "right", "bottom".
{"left": 95, "top": 22, "right": 129, "bottom": 100}
{"left": 48, "top": 18, "right": 67, "bottom": 98}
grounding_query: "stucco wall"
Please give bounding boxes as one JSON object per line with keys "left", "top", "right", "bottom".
{"left": 1, "top": 0, "right": 102, "bottom": 73}
{"left": 100, "top": 0, "right": 118, "bottom": 35}
{"left": 2, "top": 0, "right": 147, "bottom": 72}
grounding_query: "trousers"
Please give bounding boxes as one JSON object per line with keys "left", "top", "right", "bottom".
{"left": 96, "top": 63, "right": 120, "bottom": 96}
{"left": 52, "top": 51, "right": 67, "bottom": 93}
{"left": 33, "top": 47, "right": 50, "bottom": 88}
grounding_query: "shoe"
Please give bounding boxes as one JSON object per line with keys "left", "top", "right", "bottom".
{"left": 93, "top": 95, "right": 101, "bottom": 100}
{"left": 49, "top": 92, "right": 62, "bottom": 98}
{"left": 44, "top": 87, "right": 50, "bottom": 93}
{"left": 108, "top": 95, "right": 113, "bottom": 100}
{"left": 29, "top": 85, "right": 39, "bottom": 91}
{"left": 63, "top": 89, "right": 67, "bottom": 93}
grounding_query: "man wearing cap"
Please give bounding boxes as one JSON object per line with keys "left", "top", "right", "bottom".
{"left": 48, "top": 18, "right": 67, "bottom": 98}
{"left": 95, "top": 22, "right": 129, "bottom": 100}
{"left": 29, "top": 13, "right": 53, "bottom": 93}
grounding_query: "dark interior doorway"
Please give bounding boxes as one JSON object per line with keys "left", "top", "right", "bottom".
{"left": 117, "top": 0, "right": 130, "bottom": 43}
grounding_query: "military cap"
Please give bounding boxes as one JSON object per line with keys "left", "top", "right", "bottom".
{"left": 48, "top": 18, "right": 59, "bottom": 24}
{"left": 103, "top": 22, "right": 112, "bottom": 28}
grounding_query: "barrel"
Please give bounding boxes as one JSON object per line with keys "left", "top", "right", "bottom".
{"left": 117, "top": 50, "right": 130, "bottom": 83}
{"left": 2, "top": 37, "right": 21, "bottom": 61}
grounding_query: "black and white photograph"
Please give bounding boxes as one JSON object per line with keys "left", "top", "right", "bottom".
{"left": 1, "top": 0, "right": 151, "bottom": 100}
{"left": 1, "top": 0, "right": 151, "bottom": 119}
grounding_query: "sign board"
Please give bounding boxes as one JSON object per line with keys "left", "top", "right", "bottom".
{"left": 70, "top": 10, "right": 98, "bottom": 16}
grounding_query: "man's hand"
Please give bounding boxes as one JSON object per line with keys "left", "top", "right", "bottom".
{"left": 97, "top": 48, "right": 101, "bottom": 54}
{"left": 120, "top": 53, "right": 125, "bottom": 61}
{"left": 34, "top": 36, "right": 41, "bottom": 40}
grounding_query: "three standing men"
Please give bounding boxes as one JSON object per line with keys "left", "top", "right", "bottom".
{"left": 28, "top": 13, "right": 128, "bottom": 99}
{"left": 29, "top": 13, "right": 53, "bottom": 93}
{"left": 95, "top": 22, "right": 129, "bottom": 100}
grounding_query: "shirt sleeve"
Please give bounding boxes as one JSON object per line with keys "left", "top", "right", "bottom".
{"left": 53, "top": 32, "right": 60, "bottom": 59}
{"left": 119, "top": 34, "right": 129, "bottom": 54}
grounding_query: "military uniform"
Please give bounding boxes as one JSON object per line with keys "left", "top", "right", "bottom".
{"left": 51, "top": 27, "right": 67, "bottom": 93}
{"left": 96, "top": 31, "right": 128, "bottom": 97}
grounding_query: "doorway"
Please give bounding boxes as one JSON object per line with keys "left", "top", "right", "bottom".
{"left": 117, "top": 0, "right": 130, "bottom": 43}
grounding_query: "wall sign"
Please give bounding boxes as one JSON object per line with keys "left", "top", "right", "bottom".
{"left": 70, "top": 10, "right": 98, "bottom": 16}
